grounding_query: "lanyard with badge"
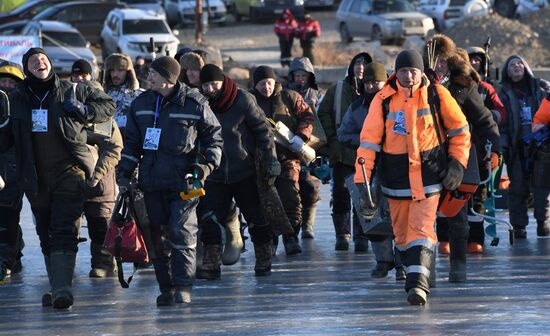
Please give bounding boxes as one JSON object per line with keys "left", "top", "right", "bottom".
{"left": 30, "top": 89, "right": 50, "bottom": 133}
{"left": 143, "top": 96, "right": 162, "bottom": 150}
{"left": 519, "top": 98, "right": 532, "bottom": 126}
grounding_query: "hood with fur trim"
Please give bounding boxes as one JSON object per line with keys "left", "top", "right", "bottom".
{"left": 103, "top": 53, "right": 139, "bottom": 90}
{"left": 423, "top": 34, "right": 456, "bottom": 69}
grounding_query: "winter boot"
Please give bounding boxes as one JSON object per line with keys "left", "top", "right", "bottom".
{"left": 301, "top": 206, "right": 317, "bottom": 239}
{"left": 42, "top": 255, "right": 53, "bottom": 307}
{"left": 371, "top": 261, "right": 394, "bottom": 278}
{"left": 335, "top": 234, "right": 351, "bottom": 251}
{"left": 89, "top": 242, "right": 116, "bottom": 278}
{"left": 537, "top": 221, "right": 550, "bottom": 237}
{"left": 156, "top": 290, "right": 175, "bottom": 306}
{"left": 222, "top": 211, "right": 244, "bottom": 266}
{"left": 254, "top": 240, "right": 273, "bottom": 276}
{"left": 50, "top": 251, "right": 76, "bottom": 309}
{"left": 174, "top": 286, "right": 192, "bottom": 304}
{"left": 354, "top": 237, "right": 369, "bottom": 253}
{"left": 196, "top": 244, "right": 222, "bottom": 280}
{"left": 407, "top": 288, "right": 427, "bottom": 306}
{"left": 395, "top": 264, "right": 406, "bottom": 281}
{"left": 283, "top": 235, "right": 302, "bottom": 255}
{"left": 449, "top": 238, "right": 467, "bottom": 283}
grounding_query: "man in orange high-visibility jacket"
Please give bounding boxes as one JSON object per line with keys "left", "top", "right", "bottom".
{"left": 354, "top": 50, "right": 470, "bottom": 305}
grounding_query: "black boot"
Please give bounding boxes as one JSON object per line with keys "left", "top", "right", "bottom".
{"left": 537, "top": 221, "right": 550, "bottom": 237}
{"left": 152, "top": 257, "right": 173, "bottom": 306}
{"left": 89, "top": 242, "right": 116, "bottom": 278}
{"left": 404, "top": 246, "right": 433, "bottom": 305}
{"left": 335, "top": 234, "right": 350, "bottom": 251}
{"left": 354, "top": 237, "right": 369, "bottom": 253}
{"left": 174, "top": 286, "right": 192, "bottom": 304}
{"left": 156, "top": 290, "right": 175, "bottom": 306}
{"left": 254, "top": 240, "right": 273, "bottom": 276}
{"left": 371, "top": 261, "right": 394, "bottom": 278}
{"left": 283, "top": 235, "right": 302, "bottom": 255}
{"left": 42, "top": 256, "right": 52, "bottom": 307}
{"left": 196, "top": 244, "right": 222, "bottom": 280}
{"left": 50, "top": 252, "right": 76, "bottom": 309}
{"left": 449, "top": 238, "right": 467, "bottom": 283}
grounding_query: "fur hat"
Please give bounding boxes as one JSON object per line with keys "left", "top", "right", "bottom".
{"left": 423, "top": 34, "right": 457, "bottom": 68}
{"left": 103, "top": 53, "right": 139, "bottom": 90}
{"left": 180, "top": 52, "right": 205, "bottom": 71}
{"left": 446, "top": 50, "right": 480, "bottom": 87}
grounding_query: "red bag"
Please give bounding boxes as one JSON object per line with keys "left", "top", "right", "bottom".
{"left": 104, "top": 194, "right": 149, "bottom": 287}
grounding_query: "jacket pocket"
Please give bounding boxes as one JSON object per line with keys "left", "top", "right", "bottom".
{"left": 170, "top": 118, "right": 197, "bottom": 154}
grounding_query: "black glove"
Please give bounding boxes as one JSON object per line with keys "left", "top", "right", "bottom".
{"left": 441, "top": 159, "right": 464, "bottom": 191}
{"left": 355, "top": 183, "right": 377, "bottom": 220}
{"left": 116, "top": 171, "right": 131, "bottom": 195}
{"left": 265, "top": 160, "right": 281, "bottom": 186}
{"left": 63, "top": 99, "right": 91, "bottom": 122}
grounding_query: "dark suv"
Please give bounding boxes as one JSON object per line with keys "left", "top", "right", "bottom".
{"left": 32, "top": 1, "right": 126, "bottom": 44}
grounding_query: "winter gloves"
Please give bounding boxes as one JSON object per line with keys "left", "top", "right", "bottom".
{"left": 64, "top": 99, "right": 91, "bottom": 122}
{"left": 442, "top": 158, "right": 464, "bottom": 191}
{"left": 288, "top": 135, "right": 305, "bottom": 153}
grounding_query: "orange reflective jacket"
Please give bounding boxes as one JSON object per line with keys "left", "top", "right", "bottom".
{"left": 354, "top": 75, "right": 470, "bottom": 201}
{"left": 533, "top": 96, "right": 550, "bottom": 128}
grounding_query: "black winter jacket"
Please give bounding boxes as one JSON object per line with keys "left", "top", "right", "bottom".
{"left": 208, "top": 88, "right": 277, "bottom": 184}
{"left": 118, "top": 82, "right": 223, "bottom": 192}
{"left": 0, "top": 75, "right": 115, "bottom": 196}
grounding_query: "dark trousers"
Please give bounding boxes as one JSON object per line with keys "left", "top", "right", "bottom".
{"left": 276, "top": 175, "right": 302, "bottom": 236}
{"left": 331, "top": 163, "right": 364, "bottom": 238}
{"left": 299, "top": 170, "right": 321, "bottom": 208}
{"left": 200, "top": 175, "right": 271, "bottom": 245}
{"left": 300, "top": 39, "right": 315, "bottom": 65}
{"left": 144, "top": 191, "right": 199, "bottom": 291}
{"left": 278, "top": 37, "right": 293, "bottom": 66}
{"left": 29, "top": 171, "right": 86, "bottom": 255}
{"left": 83, "top": 201, "right": 115, "bottom": 269}
{"left": 0, "top": 198, "right": 24, "bottom": 269}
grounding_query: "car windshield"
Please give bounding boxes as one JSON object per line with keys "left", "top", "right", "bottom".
{"left": 41, "top": 31, "right": 87, "bottom": 48}
{"left": 122, "top": 19, "right": 169, "bottom": 34}
{"left": 372, "top": 0, "right": 414, "bottom": 13}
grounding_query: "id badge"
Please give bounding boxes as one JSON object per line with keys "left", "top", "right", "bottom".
{"left": 520, "top": 106, "right": 532, "bottom": 125}
{"left": 31, "top": 109, "right": 48, "bottom": 132}
{"left": 114, "top": 115, "right": 127, "bottom": 128}
{"left": 143, "top": 127, "right": 161, "bottom": 150}
{"left": 392, "top": 110, "right": 406, "bottom": 135}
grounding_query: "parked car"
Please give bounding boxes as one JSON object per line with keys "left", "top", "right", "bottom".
{"left": 416, "top": 0, "right": 490, "bottom": 31}
{"left": 119, "top": 0, "right": 167, "bottom": 19}
{"left": 31, "top": 1, "right": 126, "bottom": 45}
{"left": 232, "top": 0, "right": 305, "bottom": 22}
{"left": 336, "top": 0, "right": 435, "bottom": 44}
{"left": 304, "top": 0, "right": 335, "bottom": 9}
{"left": 162, "top": 0, "right": 228, "bottom": 27}
{"left": 490, "top": 0, "right": 548, "bottom": 18}
{"left": 20, "top": 20, "right": 98, "bottom": 77}
{"left": 100, "top": 8, "right": 180, "bottom": 61}
{"left": 0, "top": 20, "right": 28, "bottom": 35}
{"left": 0, "top": 0, "right": 67, "bottom": 24}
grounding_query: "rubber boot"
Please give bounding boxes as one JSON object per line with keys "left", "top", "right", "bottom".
{"left": 42, "top": 255, "right": 53, "bottom": 307}
{"left": 89, "top": 242, "right": 116, "bottom": 278}
{"left": 196, "top": 244, "right": 222, "bottom": 280}
{"left": 174, "top": 286, "right": 192, "bottom": 304}
{"left": 301, "top": 205, "right": 317, "bottom": 239}
{"left": 254, "top": 240, "right": 273, "bottom": 276}
{"left": 371, "top": 261, "right": 394, "bottom": 278}
{"left": 222, "top": 212, "right": 244, "bottom": 266}
{"left": 50, "top": 252, "right": 76, "bottom": 309}
{"left": 332, "top": 213, "right": 351, "bottom": 251}
{"left": 404, "top": 246, "right": 432, "bottom": 305}
{"left": 449, "top": 238, "right": 467, "bottom": 283}
{"left": 283, "top": 234, "right": 302, "bottom": 255}
{"left": 152, "top": 257, "right": 173, "bottom": 306}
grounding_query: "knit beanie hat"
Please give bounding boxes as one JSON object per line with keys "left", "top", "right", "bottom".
{"left": 200, "top": 64, "right": 224, "bottom": 84}
{"left": 150, "top": 56, "right": 180, "bottom": 84}
{"left": 395, "top": 50, "right": 424, "bottom": 72}
{"left": 253, "top": 66, "right": 276, "bottom": 86}
{"left": 180, "top": 52, "right": 205, "bottom": 71}
{"left": 365, "top": 62, "right": 388, "bottom": 82}
{"left": 71, "top": 59, "right": 93, "bottom": 75}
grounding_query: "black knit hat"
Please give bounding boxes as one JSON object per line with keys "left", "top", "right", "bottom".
{"left": 22, "top": 47, "right": 53, "bottom": 79}
{"left": 71, "top": 59, "right": 92, "bottom": 75}
{"left": 150, "top": 56, "right": 180, "bottom": 84}
{"left": 253, "top": 66, "right": 276, "bottom": 86}
{"left": 200, "top": 64, "right": 224, "bottom": 84}
{"left": 395, "top": 49, "right": 424, "bottom": 72}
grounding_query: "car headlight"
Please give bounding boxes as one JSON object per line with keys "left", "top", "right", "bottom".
{"left": 127, "top": 42, "right": 141, "bottom": 52}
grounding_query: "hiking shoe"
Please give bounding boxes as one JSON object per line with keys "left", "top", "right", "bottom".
{"left": 407, "top": 288, "right": 427, "bottom": 306}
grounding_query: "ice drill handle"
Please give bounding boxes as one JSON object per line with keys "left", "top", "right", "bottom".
{"left": 357, "top": 157, "right": 375, "bottom": 208}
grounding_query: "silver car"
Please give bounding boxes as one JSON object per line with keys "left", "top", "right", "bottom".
{"left": 336, "top": 0, "right": 435, "bottom": 44}
{"left": 21, "top": 20, "right": 98, "bottom": 77}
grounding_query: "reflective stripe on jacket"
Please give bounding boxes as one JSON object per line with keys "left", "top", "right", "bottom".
{"left": 354, "top": 76, "right": 470, "bottom": 201}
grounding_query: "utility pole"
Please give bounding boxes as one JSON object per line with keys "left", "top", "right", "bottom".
{"left": 195, "top": 0, "right": 203, "bottom": 44}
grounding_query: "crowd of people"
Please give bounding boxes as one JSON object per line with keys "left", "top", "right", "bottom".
{"left": 0, "top": 28, "right": 549, "bottom": 309}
